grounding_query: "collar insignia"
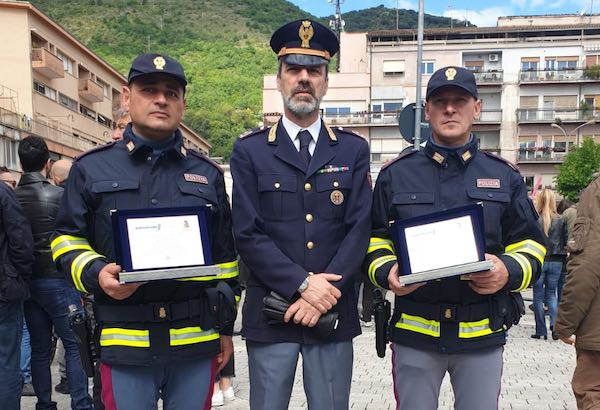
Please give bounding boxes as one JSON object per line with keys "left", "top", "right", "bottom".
{"left": 126, "top": 141, "right": 135, "bottom": 152}
{"left": 268, "top": 122, "right": 278, "bottom": 143}
{"left": 432, "top": 152, "right": 445, "bottom": 164}
{"left": 445, "top": 67, "right": 457, "bottom": 81}
{"left": 477, "top": 179, "right": 501, "bottom": 189}
{"left": 461, "top": 151, "right": 472, "bottom": 162}
{"left": 299, "top": 20, "right": 314, "bottom": 48}
{"left": 180, "top": 146, "right": 187, "bottom": 157}
{"left": 184, "top": 173, "right": 208, "bottom": 184}
{"left": 153, "top": 56, "right": 166, "bottom": 70}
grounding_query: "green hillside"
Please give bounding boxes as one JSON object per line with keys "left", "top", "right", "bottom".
{"left": 324, "top": 5, "right": 474, "bottom": 31}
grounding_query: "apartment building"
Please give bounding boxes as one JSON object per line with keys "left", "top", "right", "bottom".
{"left": 0, "top": 0, "right": 209, "bottom": 175}
{"left": 263, "top": 14, "right": 600, "bottom": 187}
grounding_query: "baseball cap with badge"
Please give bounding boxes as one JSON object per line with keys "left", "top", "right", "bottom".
{"left": 270, "top": 19, "right": 339, "bottom": 67}
{"left": 426, "top": 66, "right": 478, "bottom": 100}
{"left": 127, "top": 53, "right": 187, "bottom": 87}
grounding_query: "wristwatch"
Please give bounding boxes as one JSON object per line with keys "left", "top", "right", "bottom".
{"left": 298, "top": 276, "right": 310, "bottom": 294}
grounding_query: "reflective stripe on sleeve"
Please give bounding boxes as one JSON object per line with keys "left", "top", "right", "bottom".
{"left": 458, "top": 318, "right": 502, "bottom": 338}
{"left": 70, "top": 251, "right": 104, "bottom": 293}
{"left": 368, "top": 255, "right": 396, "bottom": 287}
{"left": 176, "top": 260, "right": 239, "bottom": 282}
{"left": 50, "top": 235, "right": 93, "bottom": 261}
{"left": 367, "top": 237, "right": 394, "bottom": 255}
{"left": 503, "top": 252, "right": 533, "bottom": 291}
{"left": 169, "top": 326, "right": 219, "bottom": 346}
{"left": 100, "top": 328, "right": 150, "bottom": 348}
{"left": 505, "top": 239, "right": 546, "bottom": 265}
{"left": 395, "top": 313, "right": 441, "bottom": 337}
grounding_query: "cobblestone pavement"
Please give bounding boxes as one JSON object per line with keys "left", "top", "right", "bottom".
{"left": 22, "top": 289, "right": 577, "bottom": 409}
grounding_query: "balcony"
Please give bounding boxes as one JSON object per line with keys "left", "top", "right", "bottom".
{"left": 31, "top": 48, "right": 64, "bottom": 79}
{"left": 516, "top": 108, "right": 598, "bottom": 123}
{"left": 476, "top": 109, "right": 502, "bottom": 123}
{"left": 473, "top": 70, "right": 503, "bottom": 84}
{"left": 78, "top": 79, "right": 104, "bottom": 103}
{"left": 519, "top": 68, "right": 600, "bottom": 83}
{"left": 517, "top": 147, "right": 567, "bottom": 163}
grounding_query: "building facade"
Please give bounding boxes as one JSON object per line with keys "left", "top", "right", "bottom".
{"left": 0, "top": 0, "right": 209, "bottom": 176}
{"left": 263, "top": 15, "right": 600, "bottom": 187}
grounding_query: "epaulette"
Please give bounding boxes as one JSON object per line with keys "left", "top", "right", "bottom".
{"left": 381, "top": 146, "right": 418, "bottom": 170}
{"left": 330, "top": 126, "right": 365, "bottom": 140}
{"left": 481, "top": 151, "right": 520, "bottom": 173}
{"left": 188, "top": 149, "right": 224, "bottom": 174}
{"left": 238, "top": 126, "right": 269, "bottom": 140}
{"left": 74, "top": 141, "right": 116, "bottom": 162}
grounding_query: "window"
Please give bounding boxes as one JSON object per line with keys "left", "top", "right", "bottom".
{"left": 0, "top": 138, "right": 19, "bottom": 170}
{"left": 383, "top": 102, "right": 401, "bottom": 112}
{"left": 421, "top": 61, "right": 434, "bottom": 75}
{"left": 97, "top": 114, "right": 112, "bottom": 128}
{"left": 79, "top": 104, "right": 96, "bottom": 120}
{"left": 383, "top": 60, "right": 405, "bottom": 77}
{"left": 56, "top": 49, "right": 74, "bottom": 75}
{"left": 521, "top": 59, "right": 539, "bottom": 71}
{"left": 59, "top": 93, "right": 78, "bottom": 111}
{"left": 33, "top": 81, "right": 57, "bottom": 101}
{"left": 97, "top": 78, "right": 110, "bottom": 98}
{"left": 558, "top": 60, "right": 577, "bottom": 70}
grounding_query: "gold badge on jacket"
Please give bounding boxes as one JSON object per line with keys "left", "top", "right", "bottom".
{"left": 330, "top": 190, "right": 344, "bottom": 205}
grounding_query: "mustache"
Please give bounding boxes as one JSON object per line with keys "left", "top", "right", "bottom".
{"left": 292, "top": 85, "right": 315, "bottom": 96}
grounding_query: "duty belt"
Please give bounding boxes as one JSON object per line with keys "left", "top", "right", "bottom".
{"left": 395, "top": 298, "right": 490, "bottom": 322}
{"left": 95, "top": 299, "right": 205, "bottom": 323}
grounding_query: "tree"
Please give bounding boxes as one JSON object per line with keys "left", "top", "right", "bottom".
{"left": 555, "top": 138, "right": 600, "bottom": 201}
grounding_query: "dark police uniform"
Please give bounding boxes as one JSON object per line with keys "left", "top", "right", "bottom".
{"left": 50, "top": 54, "right": 238, "bottom": 410}
{"left": 230, "top": 19, "right": 371, "bottom": 410}
{"left": 364, "top": 67, "right": 546, "bottom": 410}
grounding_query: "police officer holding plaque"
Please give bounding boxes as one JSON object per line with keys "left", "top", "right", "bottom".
{"left": 230, "top": 19, "right": 371, "bottom": 410}
{"left": 363, "top": 66, "right": 546, "bottom": 409}
{"left": 51, "top": 54, "right": 239, "bottom": 409}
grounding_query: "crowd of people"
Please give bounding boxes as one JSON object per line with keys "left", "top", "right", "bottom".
{"left": 0, "top": 17, "right": 598, "bottom": 410}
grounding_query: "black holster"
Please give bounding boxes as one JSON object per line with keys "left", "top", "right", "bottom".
{"left": 489, "top": 292, "right": 525, "bottom": 332}
{"left": 204, "top": 281, "right": 237, "bottom": 331}
{"left": 373, "top": 289, "right": 391, "bottom": 358}
{"left": 68, "top": 305, "right": 97, "bottom": 377}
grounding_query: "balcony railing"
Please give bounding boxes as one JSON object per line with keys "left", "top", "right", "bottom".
{"left": 31, "top": 48, "right": 64, "bottom": 79}
{"left": 519, "top": 67, "right": 600, "bottom": 83}
{"left": 78, "top": 79, "right": 104, "bottom": 103}
{"left": 476, "top": 110, "right": 502, "bottom": 123}
{"left": 472, "top": 70, "right": 504, "bottom": 84}
{"left": 517, "top": 147, "right": 567, "bottom": 162}
{"left": 516, "top": 108, "right": 599, "bottom": 122}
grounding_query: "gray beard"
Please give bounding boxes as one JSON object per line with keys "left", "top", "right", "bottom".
{"left": 281, "top": 91, "right": 322, "bottom": 118}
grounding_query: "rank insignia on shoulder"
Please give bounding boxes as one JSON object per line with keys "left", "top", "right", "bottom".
{"left": 477, "top": 179, "right": 501, "bottom": 189}
{"left": 184, "top": 173, "right": 208, "bottom": 184}
{"left": 317, "top": 165, "right": 350, "bottom": 174}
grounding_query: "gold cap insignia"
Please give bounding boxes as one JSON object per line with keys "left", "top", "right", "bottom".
{"left": 299, "top": 20, "right": 314, "bottom": 49}
{"left": 153, "top": 56, "right": 166, "bottom": 70}
{"left": 445, "top": 67, "right": 457, "bottom": 81}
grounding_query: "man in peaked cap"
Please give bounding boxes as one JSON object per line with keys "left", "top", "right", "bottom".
{"left": 51, "top": 53, "right": 239, "bottom": 409}
{"left": 230, "top": 19, "right": 372, "bottom": 410}
{"left": 363, "top": 65, "right": 546, "bottom": 409}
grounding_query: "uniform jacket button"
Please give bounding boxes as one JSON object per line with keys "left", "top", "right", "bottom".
{"left": 306, "top": 241, "right": 314, "bottom": 250}
{"left": 305, "top": 214, "right": 313, "bottom": 223}
{"left": 304, "top": 183, "right": 312, "bottom": 191}
{"left": 274, "top": 182, "right": 281, "bottom": 189}
{"left": 111, "top": 182, "right": 119, "bottom": 188}
{"left": 151, "top": 198, "right": 159, "bottom": 205}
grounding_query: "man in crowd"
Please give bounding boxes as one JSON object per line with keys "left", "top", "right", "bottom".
{"left": 364, "top": 66, "right": 546, "bottom": 409}
{"left": 50, "top": 159, "right": 72, "bottom": 188}
{"left": 555, "top": 176, "right": 600, "bottom": 410}
{"left": 51, "top": 53, "right": 239, "bottom": 409}
{"left": 112, "top": 107, "right": 130, "bottom": 141}
{"left": 0, "top": 169, "right": 33, "bottom": 410}
{"left": 230, "top": 19, "right": 371, "bottom": 409}
{"left": 0, "top": 166, "right": 16, "bottom": 189}
{"left": 15, "top": 136, "right": 92, "bottom": 410}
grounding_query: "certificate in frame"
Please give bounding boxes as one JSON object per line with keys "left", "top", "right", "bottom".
{"left": 111, "top": 206, "right": 218, "bottom": 283}
{"left": 390, "top": 203, "right": 493, "bottom": 285}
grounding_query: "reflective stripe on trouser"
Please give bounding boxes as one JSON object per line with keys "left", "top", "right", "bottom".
{"left": 100, "top": 358, "right": 216, "bottom": 410}
{"left": 176, "top": 260, "right": 239, "bottom": 282}
{"left": 50, "top": 235, "right": 93, "bottom": 260}
{"left": 395, "top": 313, "right": 501, "bottom": 338}
{"left": 392, "top": 344, "right": 503, "bottom": 410}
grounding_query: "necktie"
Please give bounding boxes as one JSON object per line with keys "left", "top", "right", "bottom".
{"left": 298, "top": 130, "right": 312, "bottom": 169}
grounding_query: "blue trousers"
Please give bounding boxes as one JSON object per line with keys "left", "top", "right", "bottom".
{"left": 0, "top": 301, "right": 23, "bottom": 410}
{"left": 24, "top": 278, "right": 92, "bottom": 410}
{"left": 533, "top": 260, "right": 562, "bottom": 337}
{"left": 100, "top": 358, "right": 215, "bottom": 410}
{"left": 21, "top": 317, "right": 31, "bottom": 383}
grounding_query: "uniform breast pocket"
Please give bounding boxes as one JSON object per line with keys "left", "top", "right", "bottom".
{"left": 90, "top": 179, "right": 140, "bottom": 213}
{"left": 258, "top": 174, "right": 298, "bottom": 221}
{"left": 177, "top": 181, "right": 218, "bottom": 209}
{"left": 315, "top": 173, "right": 352, "bottom": 219}
{"left": 391, "top": 192, "right": 435, "bottom": 220}
{"left": 466, "top": 190, "right": 510, "bottom": 232}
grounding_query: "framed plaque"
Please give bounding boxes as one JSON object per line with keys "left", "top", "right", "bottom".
{"left": 390, "top": 203, "right": 493, "bottom": 285}
{"left": 111, "top": 206, "right": 219, "bottom": 283}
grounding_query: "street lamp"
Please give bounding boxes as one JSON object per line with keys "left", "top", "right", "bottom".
{"left": 551, "top": 119, "right": 597, "bottom": 152}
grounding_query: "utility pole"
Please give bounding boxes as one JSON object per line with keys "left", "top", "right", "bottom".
{"left": 396, "top": 0, "right": 399, "bottom": 30}
{"left": 328, "top": 0, "right": 344, "bottom": 72}
{"left": 413, "top": 0, "right": 425, "bottom": 149}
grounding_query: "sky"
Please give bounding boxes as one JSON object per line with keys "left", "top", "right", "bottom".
{"left": 289, "top": 0, "right": 599, "bottom": 27}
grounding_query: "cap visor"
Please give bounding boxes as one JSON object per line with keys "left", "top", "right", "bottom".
{"left": 282, "top": 54, "right": 328, "bottom": 67}
{"left": 128, "top": 72, "right": 187, "bottom": 87}
{"left": 426, "top": 85, "right": 476, "bottom": 100}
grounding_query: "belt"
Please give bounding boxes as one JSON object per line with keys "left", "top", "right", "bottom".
{"left": 95, "top": 299, "right": 205, "bottom": 323}
{"left": 395, "top": 298, "right": 490, "bottom": 322}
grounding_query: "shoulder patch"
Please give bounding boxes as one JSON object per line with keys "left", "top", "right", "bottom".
{"left": 74, "top": 141, "right": 116, "bottom": 162}
{"left": 188, "top": 149, "right": 224, "bottom": 174}
{"left": 481, "top": 151, "right": 520, "bottom": 173}
{"left": 381, "top": 146, "right": 418, "bottom": 170}
{"left": 239, "top": 127, "right": 269, "bottom": 140}
{"left": 332, "top": 126, "right": 365, "bottom": 139}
